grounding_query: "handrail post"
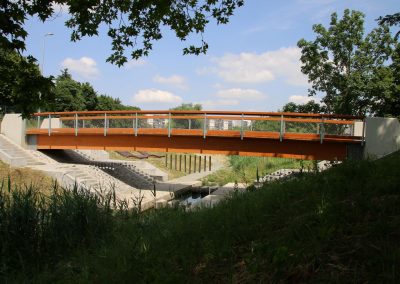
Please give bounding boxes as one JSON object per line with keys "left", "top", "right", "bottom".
{"left": 361, "top": 118, "right": 366, "bottom": 146}
{"left": 48, "top": 114, "right": 51, "bottom": 136}
{"left": 168, "top": 112, "right": 171, "bottom": 138}
{"left": 320, "top": 117, "right": 325, "bottom": 144}
{"left": 188, "top": 119, "right": 191, "bottom": 130}
{"left": 279, "top": 114, "right": 284, "bottom": 142}
{"left": 203, "top": 113, "right": 207, "bottom": 139}
{"left": 240, "top": 113, "right": 244, "bottom": 140}
{"left": 37, "top": 115, "right": 41, "bottom": 129}
{"left": 104, "top": 113, "right": 107, "bottom": 136}
{"left": 75, "top": 113, "right": 78, "bottom": 136}
{"left": 135, "top": 112, "right": 138, "bottom": 136}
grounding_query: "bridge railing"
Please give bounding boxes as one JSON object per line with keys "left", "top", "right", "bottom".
{"left": 28, "top": 110, "right": 365, "bottom": 144}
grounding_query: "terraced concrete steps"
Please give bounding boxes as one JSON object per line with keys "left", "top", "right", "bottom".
{"left": 0, "top": 134, "right": 43, "bottom": 167}
{"left": 0, "top": 134, "right": 171, "bottom": 210}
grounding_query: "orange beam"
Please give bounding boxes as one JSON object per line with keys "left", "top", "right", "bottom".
{"left": 26, "top": 128, "right": 362, "bottom": 143}
{"left": 28, "top": 130, "right": 354, "bottom": 161}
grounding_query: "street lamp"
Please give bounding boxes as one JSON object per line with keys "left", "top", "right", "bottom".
{"left": 38, "top": 32, "right": 54, "bottom": 125}
{"left": 41, "top": 32, "right": 54, "bottom": 75}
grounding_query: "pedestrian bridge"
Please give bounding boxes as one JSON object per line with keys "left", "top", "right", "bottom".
{"left": 24, "top": 110, "right": 366, "bottom": 161}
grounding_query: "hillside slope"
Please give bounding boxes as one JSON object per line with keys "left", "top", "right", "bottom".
{"left": 5, "top": 152, "right": 400, "bottom": 283}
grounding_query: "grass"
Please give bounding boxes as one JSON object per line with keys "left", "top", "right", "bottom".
{"left": 0, "top": 182, "right": 117, "bottom": 282}
{"left": 203, "top": 156, "right": 313, "bottom": 186}
{"left": 1, "top": 152, "right": 400, "bottom": 283}
{"left": 0, "top": 161, "right": 53, "bottom": 195}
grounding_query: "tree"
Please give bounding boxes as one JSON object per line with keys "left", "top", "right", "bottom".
{"left": 170, "top": 103, "right": 202, "bottom": 129}
{"left": 51, "top": 69, "right": 139, "bottom": 112}
{"left": 95, "top": 95, "right": 139, "bottom": 111}
{"left": 298, "top": 9, "right": 399, "bottom": 116}
{"left": 80, "top": 83, "right": 98, "bottom": 111}
{"left": 171, "top": 103, "right": 202, "bottom": 112}
{"left": 282, "top": 100, "right": 326, "bottom": 114}
{"left": 378, "top": 12, "right": 400, "bottom": 39}
{"left": 52, "top": 70, "right": 87, "bottom": 112}
{"left": 1, "top": 1, "right": 243, "bottom": 117}
{"left": 1, "top": 0, "right": 244, "bottom": 66}
{"left": 0, "top": 48, "right": 53, "bottom": 117}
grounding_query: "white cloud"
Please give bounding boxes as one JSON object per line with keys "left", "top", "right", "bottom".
{"left": 205, "top": 47, "right": 309, "bottom": 86}
{"left": 198, "top": 99, "right": 240, "bottom": 109}
{"left": 289, "top": 95, "right": 314, "bottom": 104}
{"left": 197, "top": 88, "right": 264, "bottom": 109}
{"left": 153, "top": 74, "right": 187, "bottom": 89}
{"left": 125, "top": 59, "right": 146, "bottom": 69}
{"left": 132, "top": 89, "right": 183, "bottom": 104}
{"left": 61, "top": 57, "right": 100, "bottom": 79}
{"left": 216, "top": 88, "right": 264, "bottom": 100}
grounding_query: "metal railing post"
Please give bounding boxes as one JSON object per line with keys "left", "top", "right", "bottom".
{"left": 75, "top": 113, "right": 78, "bottom": 136}
{"left": 203, "top": 113, "right": 207, "bottom": 139}
{"left": 168, "top": 112, "right": 171, "bottom": 138}
{"left": 37, "top": 116, "right": 41, "bottom": 129}
{"left": 279, "top": 114, "right": 284, "bottom": 142}
{"left": 240, "top": 113, "right": 244, "bottom": 140}
{"left": 135, "top": 112, "right": 138, "bottom": 136}
{"left": 320, "top": 117, "right": 325, "bottom": 144}
{"left": 48, "top": 114, "right": 51, "bottom": 136}
{"left": 104, "top": 113, "right": 107, "bottom": 136}
{"left": 188, "top": 119, "right": 191, "bottom": 130}
{"left": 361, "top": 118, "right": 366, "bottom": 146}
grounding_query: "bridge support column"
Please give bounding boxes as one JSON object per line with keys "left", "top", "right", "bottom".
{"left": 0, "top": 114, "right": 26, "bottom": 147}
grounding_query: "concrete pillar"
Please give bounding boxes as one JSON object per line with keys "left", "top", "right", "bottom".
{"left": 0, "top": 114, "right": 26, "bottom": 147}
{"left": 364, "top": 117, "right": 400, "bottom": 159}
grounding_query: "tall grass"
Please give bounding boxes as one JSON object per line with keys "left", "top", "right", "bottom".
{"left": 1, "top": 152, "right": 399, "bottom": 282}
{"left": 0, "top": 180, "right": 117, "bottom": 281}
{"left": 57, "top": 152, "right": 399, "bottom": 283}
{"left": 203, "top": 156, "right": 312, "bottom": 185}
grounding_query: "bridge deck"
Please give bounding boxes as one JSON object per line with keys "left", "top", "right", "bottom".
{"left": 26, "top": 110, "right": 365, "bottom": 160}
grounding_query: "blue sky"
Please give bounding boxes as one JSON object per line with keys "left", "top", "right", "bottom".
{"left": 24, "top": 0, "right": 398, "bottom": 111}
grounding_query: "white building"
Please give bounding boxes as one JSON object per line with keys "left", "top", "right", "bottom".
{"left": 146, "top": 117, "right": 167, "bottom": 128}
{"left": 207, "top": 119, "right": 232, "bottom": 130}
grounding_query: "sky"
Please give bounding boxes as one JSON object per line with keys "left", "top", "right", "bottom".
{"left": 23, "top": 0, "right": 399, "bottom": 112}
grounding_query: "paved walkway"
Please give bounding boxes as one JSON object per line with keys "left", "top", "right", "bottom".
{"left": 155, "top": 155, "right": 226, "bottom": 195}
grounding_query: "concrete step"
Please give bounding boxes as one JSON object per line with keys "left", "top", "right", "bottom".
{"left": 0, "top": 135, "right": 41, "bottom": 166}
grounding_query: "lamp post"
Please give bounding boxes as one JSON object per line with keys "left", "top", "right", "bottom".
{"left": 41, "top": 32, "right": 54, "bottom": 75}
{"left": 38, "top": 33, "right": 54, "bottom": 127}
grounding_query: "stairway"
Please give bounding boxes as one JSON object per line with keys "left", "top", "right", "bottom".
{"left": 0, "top": 134, "right": 43, "bottom": 166}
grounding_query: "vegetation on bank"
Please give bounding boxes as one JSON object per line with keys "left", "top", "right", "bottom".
{"left": 203, "top": 156, "right": 313, "bottom": 186}
{"left": 1, "top": 151, "right": 399, "bottom": 282}
{"left": 0, "top": 161, "right": 53, "bottom": 195}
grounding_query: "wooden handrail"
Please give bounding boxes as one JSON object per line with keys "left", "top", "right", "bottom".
{"left": 57, "top": 115, "right": 355, "bottom": 125}
{"left": 33, "top": 110, "right": 364, "bottom": 120}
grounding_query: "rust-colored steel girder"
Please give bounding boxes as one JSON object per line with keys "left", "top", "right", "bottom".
{"left": 28, "top": 110, "right": 364, "bottom": 160}
{"left": 30, "top": 130, "right": 350, "bottom": 160}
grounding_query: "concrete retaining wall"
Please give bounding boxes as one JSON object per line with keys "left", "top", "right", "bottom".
{"left": 40, "top": 117, "right": 61, "bottom": 129}
{"left": 364, "top": 117, "right": 400, "bottom": 159}
{"left": 0, "top": 114, "right": 26, "bottom": 146}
